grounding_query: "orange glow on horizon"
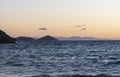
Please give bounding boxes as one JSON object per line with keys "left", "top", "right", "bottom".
{"left": 1, "top": 0, "right": 120, "bottom": 39}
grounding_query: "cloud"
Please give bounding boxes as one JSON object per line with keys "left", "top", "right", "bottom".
{"left": 81, "top": 28, "right": 87, "bottom": 31}
{"left": 74, "top": 25, "right": 86, "bottom": 27}
{"left": 38, "top": 28, "right": 48, "bottom": 30}
{"left": 73, "top": 24, "right": 87, "bottom": 31}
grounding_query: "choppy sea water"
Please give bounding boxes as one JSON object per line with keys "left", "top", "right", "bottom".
{"left": 0, "top": 41, "right": 120, "bottom": 77}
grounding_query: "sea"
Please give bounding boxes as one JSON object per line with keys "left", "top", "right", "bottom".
{"left": 0, "top": 40, "right": 120, "bottom": 77}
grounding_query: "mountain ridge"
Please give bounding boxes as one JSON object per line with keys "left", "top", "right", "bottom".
{"left": 15, "top": 36, "right": 108, "bottom": 41}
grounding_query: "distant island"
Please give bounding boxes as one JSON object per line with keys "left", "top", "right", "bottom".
{"left": 38, "top": 35, "right": 58, "bottom": 41}
{"left": 16, "top": 36, "right": 35, "bottom": 42}
{"left": 55, "top": 36, "right": 104, "bottom": 41}
{"left": 16, "top": 36, "right": 105, "bottom": 41}
{"left": 16, "top": 35, "right": 59, "bottom": 41}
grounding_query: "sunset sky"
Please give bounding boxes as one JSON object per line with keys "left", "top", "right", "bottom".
{"left": 0, "top": 0, "right": 120, "bottom": 39}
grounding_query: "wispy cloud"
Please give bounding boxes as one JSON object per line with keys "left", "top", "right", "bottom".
{"left": 81, "top": 28, "right": 87, "bottom": 31}
{"left": 73, "top": 25, "right": 86, "bottom": 27}
{"left": 38, "top": 28, "right": 48, "bottom": 30}
{"left": 73, "top": 24, "right": 87, "bottom": 31}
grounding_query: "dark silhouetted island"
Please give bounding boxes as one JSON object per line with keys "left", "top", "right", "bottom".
{"left": 37, "top": 35, "right": 59, "bottom": 44}
{"left": 16, "top": 36, "right": 35, "bottom": 42}
{"left": 0, "top": 30, "right": 16, "bottom": 43}
{"left": 38, "top": 35, "right": 58, "bottom": 41}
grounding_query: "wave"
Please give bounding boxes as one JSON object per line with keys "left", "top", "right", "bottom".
{"left": 103, "top": 60, "right": 120, "bottom": 66}
{"left": 31, "top": 74, "right": 119, "bottom": 77}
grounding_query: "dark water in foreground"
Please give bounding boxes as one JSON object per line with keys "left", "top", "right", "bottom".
{"left": 0, "top": 41, "right": 120, "bottom": 77}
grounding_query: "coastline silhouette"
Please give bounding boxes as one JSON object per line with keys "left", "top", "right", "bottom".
{"left": 0, "top": 30, "right": 16, "bottom": 43}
